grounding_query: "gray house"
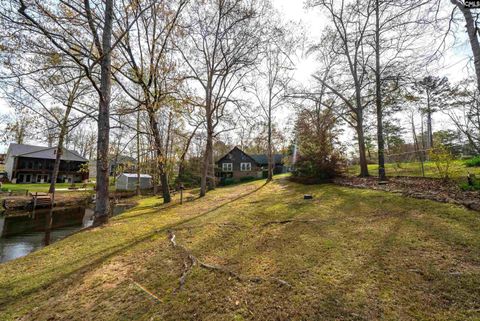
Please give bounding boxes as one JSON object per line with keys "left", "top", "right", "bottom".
{"left": 115, "top": 173, "right": 152, "bottom": 191}
{"left": 216, "top": 147, "right": 286, "bottom": 180}
{"left": 4, "top": 143, "right": 88, "bottom": 184}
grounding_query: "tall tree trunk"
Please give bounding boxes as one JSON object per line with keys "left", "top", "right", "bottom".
{"left": 356, "top": 110, "right": 369, "bottom": 177}
{"left": 411, "top": 113, "right": 425, "bottom": 177}
{"left": 426, "top": 94, "right": 433, "bottom": 149}
{"left": 455, "top": 1, "right": 480, "bottom": 154}
{"left": 200, "top": 134, "right": 211, "bottom": 197}
{"left": 375, "top": 0, "right": 386, "bottom": 181}
{"left": 455, "top": 1, "right": 480, "bottom": 94}
{"left": 178, "top": 124, "right": 199, "bottom": 183}
{"left": 426, "top": 93, "right": 433, "bottom": 149}
{"left": 200, "top": 127, "right": 214, "bottom": 197}
{"left": 200, "top": 87, "right": 213, "bottom": 197}
{"left": 421, "top": 115, "right": 426, "bottom": 150}
{"left": 427, "top": 111, "right": 433, "bottom": 149}
{"left": 136, "top": 108, "right": 141, "bottom": 196}
{"left": 112, "top": 136, "right": 121, "bottom": 185}
{"left": 93, "top": 0, "right": 113, "bottom": 226}
{"left": 48, "top": 121, "right": 67, "bottom": 193}
{"left": 48, "top": 128, "right": 63, "bottom": 193}
{"left": 146, "top": 107, "right": 171, "bottom": 203}
{"left": 209, "top": 139, "right": 215, "bottom": 190}
{"left": 46, "top": 105, "right": 72, "bottom": 245}
{"left": 267, "top": 84, "right": 274, "bottom": 182}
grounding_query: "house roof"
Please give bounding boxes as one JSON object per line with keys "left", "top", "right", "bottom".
{"left": 250, "top": 154, "right": 284, "bottom": 165}
{"left": 216, "top": 146, "right": 284, "bottom": 166}
{"left": 111, "top": 155, "right": 136, "bottom": 164}
{"left": 6, "top": 143, "right": 88, "bottom": 162}
{"left": 216, "top": 146, "right": 257, "bottom": 164}
{"left": 120, "top": 173, "right": 152, "bottom": 178}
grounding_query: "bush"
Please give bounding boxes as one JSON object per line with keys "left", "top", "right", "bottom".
{"left": 428, "top": 145, "right": 454, "bottom": 180}
{"left": 239, "top": 176, "right": 256, "bottom": 182}
{"left": 175, "top": 158, "right": 202, "bottom": 188}
{"left": 461, "top": 173, "right": 480, "bottom": 190}
{"left": 221, "top": 178, "right": 236, "bottom": 186}
{"left": 465, "top": 156, "right": 480, "bottom": 167}
{"left": 293, "top": 155, "right": 344, "bottom": 180}
{"left": 292, "top": 108, "right": 345, "bottom": 182}
{"left": 460, "top": 181, "right": 480, "bottom": 191}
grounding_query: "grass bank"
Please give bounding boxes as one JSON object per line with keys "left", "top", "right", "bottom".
{"left": 348, "top": 159, "right": 480, "bottom": 181}
{"left": 0, "top": 177, "right": 479, "bottom": 320}
{"left": 0, "top": 182, "right": 96, "bottom": 194}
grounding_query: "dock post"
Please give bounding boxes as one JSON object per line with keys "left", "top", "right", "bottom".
{"left": 32, "top": 192, "right": 38, "bottom": 218}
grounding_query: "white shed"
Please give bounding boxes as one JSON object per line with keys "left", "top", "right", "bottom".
{"left": 115, "top": 173, "right": 152, "bottom": 191}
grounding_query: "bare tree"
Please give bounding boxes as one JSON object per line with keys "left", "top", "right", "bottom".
{"left": 309, "top": 0, "right": 375, "bottom": 177}
{"left": 451, "top": 0, "right": 480, "bottom": 94}
{"left": 115, "top": 0, "right": 188, "bottom": 203}
{"left": 445, "top": 79, "right": 480, "bottom": 153}
{"left": 0, "top": 98, "right": 36, "bottom": 145}
{"left": 414, "top": 76, "right": 451, "bottom": 149}
{"left": 177, "top": 0, "right": 263, "bottom": 196}
{"left": 250, "top": 15, "right": 297, "bottom": 181}
{"left": 0, "top": 0, "right": 118, "bottom": 224}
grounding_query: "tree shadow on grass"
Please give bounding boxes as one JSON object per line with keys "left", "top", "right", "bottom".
{"left": 0, "top": 182, "right": 268, "bottom": 310}
{"left": 307, "top": 216, "right": 405, "bottom": 320}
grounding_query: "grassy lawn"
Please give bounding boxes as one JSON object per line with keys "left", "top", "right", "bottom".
{"left": 0, "top": 177, "right": 479, "bottom": 320}
{"left": 348, "top": 159, "right": 480, "bottom": 182}
{"left": 0, "top": 182, "right": 116, "bottom": 194}
{"left": 0, "top": 176, "right": 132, "bottom": 194}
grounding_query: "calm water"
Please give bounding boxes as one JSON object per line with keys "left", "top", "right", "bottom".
{"left": 0, "top": 204, "right": 130, "bottom": 263}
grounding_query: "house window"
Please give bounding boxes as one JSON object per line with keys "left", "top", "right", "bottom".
{"left": 240, "top": 162, "right": 251, "bottom": 171}
{"left": 222, "top": 163, "right": 233, "bottom": 172}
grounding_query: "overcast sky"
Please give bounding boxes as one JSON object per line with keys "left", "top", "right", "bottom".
{"left": 0, "top": 1, "right": 474, "bottom": 153}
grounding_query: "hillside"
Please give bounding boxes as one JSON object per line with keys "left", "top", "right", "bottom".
{"left": 0, "top": 177, "right": 479, "bottom": 320}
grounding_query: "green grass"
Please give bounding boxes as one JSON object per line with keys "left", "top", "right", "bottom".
{"left": 465, "top": 156, "right": 480, "bottom": 167}
{"left": 348, "top": 159, "right": 480, "bottom": 181}
{"left": 0, "top": 177, "right": 479, "bottom": 320}
{"left": 0, "top": 182, "right": 95, "bottom": 193}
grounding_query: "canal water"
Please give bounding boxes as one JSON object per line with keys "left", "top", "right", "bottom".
{"left": 0, "top": 205, "right": 130, "bottom": 263}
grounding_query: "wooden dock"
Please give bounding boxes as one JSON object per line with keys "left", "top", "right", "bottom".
{"left": 30, "top": 192, "right": 53, "bottom": 209}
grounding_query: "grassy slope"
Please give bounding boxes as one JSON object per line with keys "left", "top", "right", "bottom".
{"left": 348, "top": 160, "right": 480, "bottom": 181}
{"left": 0, "top": 177, "right": 479, "bottom": 320}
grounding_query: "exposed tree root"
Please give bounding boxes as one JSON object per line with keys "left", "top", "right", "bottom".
{"left": 176, "top": 253, "right": 196, "bottom": 292}
{"left": 168, "top": 231, "right": 292, "bottom": 290}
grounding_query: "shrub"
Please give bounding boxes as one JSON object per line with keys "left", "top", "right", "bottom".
{"left": 239, "top": 176, "right": 256, "bottom": 182}
{"left": 428, "top": 145, "right": 454, "bottom": 180}
{"left": 292, "top": 108, "right": 345, "bottom": 182}
{"left": 175, "top": 157, "right": 202, "bottom": 188}
{"left": 465, "top": 156, "right": 480, "bottom": 167}
{"left": 221, "top": 178, "right": 236, "bottom": 186}
{"left": 460, "top": 181, "right": 480, "bottom": 191}
{"left": 293, "top": 155, "right": 344, "bottom": 180}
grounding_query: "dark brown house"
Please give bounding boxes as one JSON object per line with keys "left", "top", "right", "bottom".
{"left": 216, "top": 147, "right": 285, "bottom": 180}
{"left": 4, "top": 144, "right": 89, "bottom": 184}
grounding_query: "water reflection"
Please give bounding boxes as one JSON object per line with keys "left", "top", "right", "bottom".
{"left": 0, "top": 204, "right": 130, "bottom": 263}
